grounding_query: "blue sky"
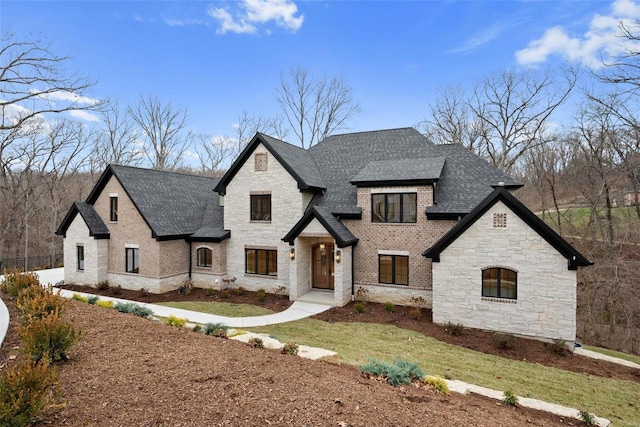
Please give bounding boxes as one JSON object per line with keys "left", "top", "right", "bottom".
{"left": 2, "top": 0, "right": 639, "bottom": 142}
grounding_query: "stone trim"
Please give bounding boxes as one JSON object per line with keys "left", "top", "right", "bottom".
{"left": 244, "top": 244, "right": 278, "bottom": 250}
{"left": 482, "top": 297, "right": 517, "bottom": 304}
{"left": 124, "top": 243, "right": 139, "bottom": 249}
{"left": 378, "top": 249, "right": 410, "bottom": 256}
{"left": 481, "top": 264, "right": 519, "bottom": 273}
{"left": 370, "top": 187, "right": 418, "bottom": 194}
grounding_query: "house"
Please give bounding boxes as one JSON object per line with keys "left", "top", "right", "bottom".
{"left": 56, "top": 127, "right": 592, "bottom": 342}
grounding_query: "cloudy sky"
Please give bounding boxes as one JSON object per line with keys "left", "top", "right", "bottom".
{"left": 2, "top": 0, "right": 639, "bottom": 142}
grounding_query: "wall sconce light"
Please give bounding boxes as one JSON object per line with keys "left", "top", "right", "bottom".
{"left": 289, "top": 248, "right": 295, "bottom": 260}
{"left": 319, "top": 243, "right": 325, "bottom": 250}
{"left": 336, "top": 250, "right": 341, "bottom": 263}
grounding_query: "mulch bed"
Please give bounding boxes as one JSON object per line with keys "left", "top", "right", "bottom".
{"left": 1, "top": 295, "right": 582, "bottom": 426}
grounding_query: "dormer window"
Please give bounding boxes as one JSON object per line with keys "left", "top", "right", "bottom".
{"left": 255, "top": 153, "right": 267, "bottom": 171}
{"left": 372, "top": 193, "right": 417, "bottom": 223}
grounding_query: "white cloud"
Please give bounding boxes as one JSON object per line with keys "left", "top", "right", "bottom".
{"left": 164, "top": 18, "right": 209, "bottom": 27}
{"left": 450, "top": 22, "right": 516, "bottom": 54}
{"left": 516, "top": 0, "right": 640, "bottom": 68}
{"left": 32, "top": 89, "right": 101, "bottom": 106}
{"left": 208, "top": 0, "right": 303, "bottom": 35}
{"left": 68, "top": 110, "right": 100, "bottom": 122}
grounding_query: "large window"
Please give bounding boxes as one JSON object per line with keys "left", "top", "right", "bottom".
{"left": 372, "top": 193, "right": 417, "bottom": 223}
{"left": 110, "top": 196, "right": 118, "bottom": 222}
{"left": 77, "top": 245, "right": 84, "bottom": 271}
{"left": 379, "top": 255, "right": 409, "bottom": 285}
{"left": 197, "top": 247, "right": 213, "bottom": 268}
{"left": 482, "top": 267, "right": 517, "bottom": 299}
{"left": 250, "top": 194, "right": 271, "bottom": 221}
{"left": 245, "top": 249, "right": 277, "bottom": 276}
{"left": 125, "top": 247, "right": 139, "bottom": 274}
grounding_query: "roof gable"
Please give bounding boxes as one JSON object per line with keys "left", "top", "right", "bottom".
{"left": 283, "top": 206, "right": 358, "bottom": 248}
{"left": 423, "top": 188, "right": 592, "bottom": 270}
{"left": 56, "top": 202, "right": 110, "bottom": 239}
{"left": 214, "top": 133, "right": 325, "bottom": 196}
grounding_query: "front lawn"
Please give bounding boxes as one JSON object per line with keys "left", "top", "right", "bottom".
{"left": 156, "top": 301, "right": 275, "bottom": 318}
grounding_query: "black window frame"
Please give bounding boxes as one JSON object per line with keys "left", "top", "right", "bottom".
{"left": 110, "top": 196, "right": 118, "bottom": 222}
{"left": 371, "top": 193, "right": 417, "bottom": 223}
{"left": 482, "top": 267, "right": 517, "bottom": 300}
{"left": 125, "top": 247, "right": 139, "bottom": 274}
{"left": 250, "top": 194, "right": 271, "bottom": 221}
{"left": 378, "top": 254, "right": 409, "bottom": 285}
{"left": 197, "top": 247, "right": 213, "bottom": 268}
{"left": 245, "top": 249, "right": 277, "bottom": 276}
{"left": 77, "top": 245, "right": 84, "bottom": 271}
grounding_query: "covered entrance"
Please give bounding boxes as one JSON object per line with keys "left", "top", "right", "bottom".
{"left": 312, "top": 242, "right": 334, "bottom": 290}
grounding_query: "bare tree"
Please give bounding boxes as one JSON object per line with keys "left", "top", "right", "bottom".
{"left": 233, "top": 110, "right": 289, "bottom": 153}
{"left": 192, "top": 134, "right": 235, "bottom": 176}
{"left": 599, "top": 20, "right": 640, "bottom": 93}
{"left": 128, "top": 96, "right": 191, "bottom": 170}
{"left": 275, "top": 66, "right": 360, "bottom": 148}
{"left": 90, "top": 103, "right": 143, "bottom": 173}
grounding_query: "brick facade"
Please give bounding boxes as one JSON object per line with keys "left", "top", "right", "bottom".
{"left": 63, "top": 215, "right": 108, "bottom": 286}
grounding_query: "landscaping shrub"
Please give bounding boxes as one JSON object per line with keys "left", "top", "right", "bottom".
{"left": 192, "top": 324, "right": 202, "bottom": 333}
{"left": 408, "top": 308, "right": 421, "bottom": 320}
{"left": 1, "top": 268, "right": 40, "bottom": 297}
{"left": 445, "top": 322, "right": 464, "bottom": 337}
{"left": 113, "top": 302, "right": 152, "bottom": 318}
{"left": 546, "top": 338, "right": 568, "bottom": 356}
{"left": 17, "top": 288, "right": 66, "bottom": 324}
{"left": 502, "top": 390, "right": 519, "bottom": 406}
{"left": 354, "top": 302, "right": 365, "bottom": 313}
{"left": 248, "top": 337, "right": 264, "bottom": 348}
{"left": 204, "top": 322, "right": 228, "bottom": 336}
{"left": 281, "top": 343, "right": 299, "bottom": 355}
{"left": 384, "top": 302, "right": 395, "bottom": 313}
{"left": 16, "top": 285, "right": 46, "bottom": 307}
{"left": 425, "top": 376, "right": 450, "bottom": 395}
{"left": 138, "top": 287, "right": 150, "bottom": 297}
{"left": 177, "top": 278, "right": 193, "bottom": 295}
{"left": 164, "top": 315, "right": 186, "bottom": 328}
{"left": 212, "top": 328, "right": 228, "bottom": 338}
{"left": 110, "top": 284, "right": 122, "bottom": 295}
{"left": 19, "top": 311, "right": 83, "bottom": 362}
{"left": 256, "top": 288, "right": 266, "bottom": 302}
{"left": 360, "top": 358, "right": 424, "bottom": 387}
{"left": 96, "top": 281, "right": 110, "bottom": 291}
{"left": 0, "top": 359, "right": 59, "bottom": 427}
{"left": 87, "top": 295, "right": 100, "bottom": 305}
{"left": 219, "top": 289, "right": 230, "bottom": 299}
{"left": 233, "top": 286, "right": 245, "bottom": 296}
{"left": 205, "top": 288, "right": 215, "bottom": 297}
{"left": 493, "top": 333, "right": 517, "bottom": 350}
{"left": 579, "top": 410, "right": 596, "bottom": 426}
{"left": 70, "top": 293, "right": 88, "bottom": 303}
{"left": 96, "top": 300, "right": 114, "bottom": 309}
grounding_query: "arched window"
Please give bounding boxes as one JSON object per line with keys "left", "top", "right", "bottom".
{"left": 482, "top": 267, "right": 517, "bottom": 299}
{"left": 197, "top": 247, "right": 213, "bottom": 268}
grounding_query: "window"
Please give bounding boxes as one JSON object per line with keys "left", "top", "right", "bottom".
{"left": 125, "top": 248, "right": 139, "bottom": 274}
{"left": 251, "top": 194, "right": 271, "bottom": 221}
{"left": 245, "top": 249, "right": 277, "bottom": 276}
{"left": 77, "top": 246, "right": 84, "bottom": 271}
{"left": 372, "top": 193, "right": 416, "bottom": 223}
{"left": 255, "top": 153, "right": 267, "bottom": 171}
{"left": 197, "top": 247, "right": 213, "bottom": 268}
{"left": 110, "top": 196, "right": 118, "bottom": 222}
{"left": 482, "top": 267, "right": 517, "bottom": 299}
{"left": 379, "top": 255, "right": 409, "bottom": 285}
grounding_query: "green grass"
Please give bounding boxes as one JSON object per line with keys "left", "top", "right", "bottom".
{"left": 156, "top": 301, "right": 274, "bottom": 318}
{"left": 584, "top": 345, "right": 640, "bottom": 366}
{"left": 248, "top": 318, "right": 640, "bottom": 424}
{"left": 541, "top": 206, "right": 640, "bottom": 232}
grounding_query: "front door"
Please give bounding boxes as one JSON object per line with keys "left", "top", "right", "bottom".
{"left": 312, "top": 243, "right": 334, "bottom": 290}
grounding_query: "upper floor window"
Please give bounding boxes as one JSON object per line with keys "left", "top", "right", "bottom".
{"left": 245, "top": 248, "right": 277, "bottom": 276}
{"left": 77, "top": 245, "right": 84, "bottom": 271}
{"left": 126, "top": 247, "right": 139, "bottom": 274}
{"left": 197, "top": 247, "right": 213, "bottom": 268}
{"left": 251, "top": 194, "right": 271, "bottom": 221}
{"left": 482, "top": 267, "right": 517, "bottom": 299}
{"left": 379, "top": 255, "right": 409, "bottom": 285}
{"left": 255, "top": 153, "right": 268, "bottom": 171}
{"left": 110, "top": 196, "right": 118, "bottom": 222}
{"left": 372, "top": 193, "right": 417, "bottom": 223}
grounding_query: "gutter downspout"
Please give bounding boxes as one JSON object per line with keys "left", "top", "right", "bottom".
{"left": 351, "top": 245, "right": 355, "bottom": 301}
{"left": 188, "top": 241, "right": 193, "bottom": 279}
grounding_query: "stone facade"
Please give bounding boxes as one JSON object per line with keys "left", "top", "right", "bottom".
{"left": 431, "top": 201, "right": 577, "bottom": 342}
{"left": 63, "top": 215, "right": 108, "bottom": 286}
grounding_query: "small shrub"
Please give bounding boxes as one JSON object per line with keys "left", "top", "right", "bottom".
{"left": 96, "top": 281, "right": 110, "bottom": 291}
{"left": 360, "top": 358, "right": 424, "bottom": 387}
{"left": 138, "top": 287, "right": 150, "bottom": 297}
{"left": 17, "top": 287, "right": 65, "bottom": 323}
{"left": 256, "top": 288, "right": 266, "bottom": 302}
{"left": 408, "top": 308, "right": 422, "bottom": 320}
{"left": 281, "top": 343, "right": 299, "bottom": 355}
{"left": 248, "top": 337, "right": 264, "bottom": 348}
{"left": 384, "top": 302, "right": 395, "bottom": 313}
{"left": 579, "top": 410, "right": 596, "bottom": 426}
{"left": 192, "top": 324, "right": 202, "bottom": 333}
{"left": 16, "top": 285, "right": 46, "bottom": 307}
{"left": 425, "top": 376, "right": 450, "bottom": 395}
{"left": 110, "top": 285, "right": 122, "bottom": 296}
{"left": 204, "top": 322, "right": 228, "bottom": 336}
{"left": 355, "top": 286, "right": 369, "bottom": 301}
{"left": 445, "top": 322, "right": 464, "bottom": 337}
{"left": 87, "top": 295, "right": 100, "bottom": 305}
{"left": 234, "top": 286, "right": 245, "bottom": 296}
{"left": 70, "top": 293, "right": 88, "bottom": 303}
{"left": 164, "top": 315, "right": 186, "bottom": 328}
{"left": 219, "top": 289, "right": 230, "bottom": 299}
{"left": 114, "top": 302, "right": 152, "bottom": 318}
{"left": 177, "top": 278, "right": 193, "bottom": 295}
{"left": 19, "top": 311, "right": 83, "bottom": 362}
{"left": 354, "top": 302, "right": 365, "bottom": 313}
{"left": 359, "top": 358, "right": 389, "bottom": 377}
{"left": 96, "top": 300, "right": 114, "bottom": 309}
{"left": 213, "top": 328, "right": 228, "bottom": 338}
{"left": 205, "top": 288, "right": 215, "bottom": 296}
{"left": 0, "top": 358, "right": 59, "bottom": 427}
{"left": 1, "top": 269, "right": 40, "bottom": 297}
{"left": 502, "top": 390, "right": 519, "bottom": 406}
{"left": 546, "top": 338, "right": 568, "bottom": 356}
{"left": 494, "top": 333, "right": 517, "bottom": 350}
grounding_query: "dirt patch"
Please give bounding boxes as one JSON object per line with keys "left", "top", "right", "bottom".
{"left": 0, "top": 296, "right": 580, "bottom": 426}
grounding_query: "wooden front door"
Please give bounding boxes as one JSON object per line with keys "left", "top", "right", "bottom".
{"left": 312, "top": 243, "right": 334, "bottom": 290}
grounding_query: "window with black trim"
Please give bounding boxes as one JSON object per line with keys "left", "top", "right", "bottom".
{"left": 77, "top": 245, "right": 84, "bottom": 271}
{"left": 378, "top": 255, "right": 409, "bottom": 285}
{"left": 482, "top": 267, "right": 517, "bottom": 299}
{"left": 110, "top": 196, "right": 118, "bottom": 222}
{"left": 251, "top": 194, "right": 271, "bottom": 221}
{"left": 245, "top": 249, "right": 277, "bottom": 276}
{"left": 197, "top": 247, "right": 213, "bottom": 268}
{"left": 372, "top": 193, "right": 417, "bottom": 223}
{"left": 125, "top": 247, "right": 139, "bottom": 274}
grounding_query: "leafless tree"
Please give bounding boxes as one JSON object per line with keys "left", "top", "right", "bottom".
{"left": 275, "top": 66, "right": 360, "bottom": 148}
{"left": 599, "top": 20, "right": 640, "bottom": 93}
{"left": 90, "top": 103, "right": 143, "bottom": 173}
{"left": 128, "top": 96, "right": 191, "bottom": 170}
{"left": 192, "top": 133, "right": 235, "bottom": 176}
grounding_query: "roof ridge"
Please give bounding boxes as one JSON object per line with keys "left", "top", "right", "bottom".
{"left": 324, "top": 127, "right": 417, "bottom": 138}
{"left": 110, "top": 164, "right": 218, "bottom": 181}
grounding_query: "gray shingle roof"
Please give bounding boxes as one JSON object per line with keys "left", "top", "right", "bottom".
{"left": 56, "top": 201, "right": 110, "bottom": 238}
{"left": 283, "top": 205, "right": 358, "bottom": 247}
{"left": 351, "top": 157, "right": 446, "bottom": 186}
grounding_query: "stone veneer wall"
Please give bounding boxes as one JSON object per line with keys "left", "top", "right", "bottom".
{"left": 63, "top": 216, "right": 108, "bottom": 286}
{"left": 432, "top": 201, "right": 577, "bottom": 342}
{"left": 343, "top": 186, "right": 457, "bottom": 306}
{"left": 223, "top": 144, "right": 311, "bottom": 292}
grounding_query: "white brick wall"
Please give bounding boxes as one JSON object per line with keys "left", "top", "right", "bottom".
{"left": 63, "top": 215, "right": 108, "bottom": 286}
{"left": 432, "top": 201, "right": 577, "bottom": 342}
